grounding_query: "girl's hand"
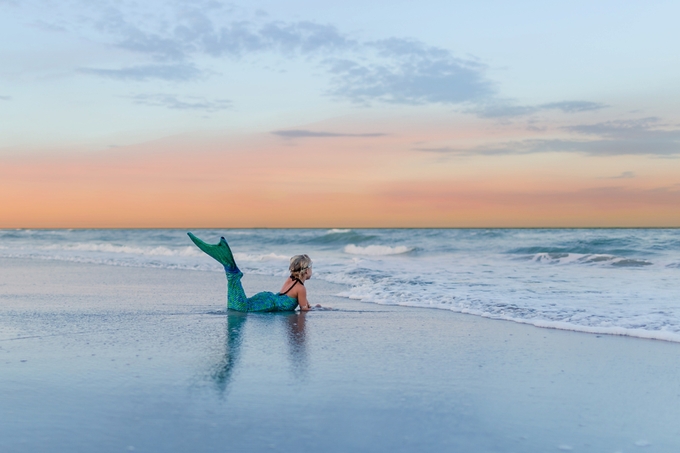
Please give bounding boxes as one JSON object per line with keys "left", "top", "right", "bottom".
{"left": 300, "top": 304, "right": 329, "bottom": 311}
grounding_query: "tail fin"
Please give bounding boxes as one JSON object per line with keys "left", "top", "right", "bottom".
{"left": 188, "top": 232, "right": 240, "bottom": 273}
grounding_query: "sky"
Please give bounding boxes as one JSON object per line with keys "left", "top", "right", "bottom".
{"left": 1, "top": 0, "right": 679, "bottom": 227}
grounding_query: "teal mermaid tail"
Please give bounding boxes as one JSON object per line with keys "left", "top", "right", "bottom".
{"left": 187, "top": 232, "right": 240, "bottom": 273}
{"left": 188, "top": 232, "right": 297, "bottom": 312}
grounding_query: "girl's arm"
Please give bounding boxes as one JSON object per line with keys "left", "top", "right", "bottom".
{"left": 297, "top": 286, "right": 312, "bottom": 311}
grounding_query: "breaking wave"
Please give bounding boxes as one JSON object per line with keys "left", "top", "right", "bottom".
{"left": 343, "top": 244, "right": 414, "bottom": 256}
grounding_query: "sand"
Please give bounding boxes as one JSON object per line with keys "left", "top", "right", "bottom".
{"left": 1, "top": 258, "right": 679, "bottom": 452}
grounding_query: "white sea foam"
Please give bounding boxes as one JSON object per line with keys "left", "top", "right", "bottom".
{"left": 327, "top": 229, "right": 351, "bottom": 234}
{"left": 233, "top": 252, "right": 289, "bottom": 261}
{"left": 2, "top": 228, "right": 680, "bottom": 343}
{"left": 344, "top": 244, "right": 413, "bottom": 255}
{"left": 530, "top": 252, "right": 652, "bottom": 267}
{"left": 40, "top": 243, "right": 199, "bottom": 256}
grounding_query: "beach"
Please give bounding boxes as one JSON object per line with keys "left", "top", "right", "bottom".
{"left": 1, "top": 257, "right": 679, "bottom": 452}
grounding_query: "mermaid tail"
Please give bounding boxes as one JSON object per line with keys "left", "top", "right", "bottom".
{"left": 188, "top": 232, "right": 296, "bottom": 312}
{"left": 187, "top": 232, "right": 240, "bottom": 274}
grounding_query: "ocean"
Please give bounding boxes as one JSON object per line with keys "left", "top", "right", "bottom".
{"left": 2, "top": 228, "right": 679, "bottom": 342}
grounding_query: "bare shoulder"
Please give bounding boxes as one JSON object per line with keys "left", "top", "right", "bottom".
{"left": 279, "top": 278, "right": 307, "bottom": 299}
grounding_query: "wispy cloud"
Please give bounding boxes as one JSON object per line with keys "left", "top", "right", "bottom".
{"left": 37, "top": 3, "right": 494, "bottom": 107}
{"left": 127, "top": 93, "right": 231, "bottom": 112}
{"left": 24, "top": 1, "right": 607, "bottom": 112}
{"left": 272, "top": 129, "right": 386, "bottom": 138}
{"left": 603, "top": 171, "right": 636, "bottom": 179}
{"left": 0, "top": 95, "right": 11, "bottom": 101}
{"left": 78, "top": 63, "right": 201, "bottom": 81}
{"left": 565, "top": 117, "right": 665, "bottom": 138}
{"left": 90, "top": 4, "right": 356, "bottom": 61}
{"left": 416, "top": 117, "right": 680, "bottom": 157}
{"left": 473, "top": 100, "right": 608, "bottom": 118}
{"left": 563, "top": 118, "right": 680, "bottom": 156}
{"left": 325, "top": 38, "right": 493, "bottom": 105}
{"left": 541, "top": 101, "right": 607, "bottom": 113}
{"left": 90, "top": 6, "right": 490, "bottom": 108}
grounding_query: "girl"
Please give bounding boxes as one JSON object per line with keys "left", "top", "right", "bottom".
{"left": 188, "top": 233, "right": 319, "bottom": 312}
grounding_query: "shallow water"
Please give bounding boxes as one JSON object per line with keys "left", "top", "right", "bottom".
{"left": 1, "top": 261, "right": 679, "bottom": 453}
{"left": 2, "top": 228, "right": 679, "bottom": 341}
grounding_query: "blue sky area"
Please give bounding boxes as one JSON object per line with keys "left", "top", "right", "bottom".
{"left": 2, "top": 0, "right": 679, "bottom": 153}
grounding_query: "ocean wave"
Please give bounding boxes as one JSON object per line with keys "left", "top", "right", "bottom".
{"left": 308, "top": 231, "right": 376, "bottom": 245}
{"left": 343, "top": 244, "right": 413, "bottom": 256}
{"left": 36, "top": 243, "right": 200, "bottom": 256}
{"left": 337, "top": 288, "right": 680, "bottom": 343}
{"left": 525, "top": 252, "right": 652, "bottom": 267}
{"left": 507, "top": 234, "right": 645, "bottom": 257}
{"left": 467, "top": 229, "right": 512, "bottom": 239}
{"left": 0, "top": 251, "right": 216, "bottom": 272}
{"left": 457, "top": 309, "right": 680, "bottom": 343}
{"left": 326, "top": 229, "right": 351, "bottom": 234}
{"left": 610, "top": 258, "right": 653, "bottom": 267}
{"left": 232, "top": 252, "right": 289, "bottom": 261}
{"left": 650, "top": 239, "right": 680, "bottom": 251}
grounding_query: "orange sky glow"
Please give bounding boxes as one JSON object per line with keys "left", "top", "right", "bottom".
{"left": 2, "top": 120, "right": 679, "bottom": 228}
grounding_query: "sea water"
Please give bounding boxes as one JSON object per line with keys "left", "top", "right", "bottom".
{"left": 1, "top": 228, "right": 679, "bottom": 342}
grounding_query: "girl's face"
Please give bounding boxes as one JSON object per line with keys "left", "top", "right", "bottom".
{"left": 305, "top": 266, "right": 313, "bottom": 280}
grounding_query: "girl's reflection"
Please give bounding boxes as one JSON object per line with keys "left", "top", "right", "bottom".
{"left": 211, "top": 311, "right": 309, "bottom": 394}
{"left": 286, "top": 311, "right": 308, "bottom": 378}
{"left": 211, "top": 311, "right": 248, "bottom": 394}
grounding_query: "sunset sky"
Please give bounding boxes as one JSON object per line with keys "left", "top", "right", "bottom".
{"left": 1, "top": 0, "right": 679, "bottom": 227}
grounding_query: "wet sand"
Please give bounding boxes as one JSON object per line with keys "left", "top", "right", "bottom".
{"left": 1, "top": 258, "right": 679, "bottom": 452}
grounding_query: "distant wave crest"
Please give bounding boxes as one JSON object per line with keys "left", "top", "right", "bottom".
{"left": 344, "top": 244, "right": 413, "bottom": 256}
{"left": 308, "top": 230, "right": 375, "bottom": 245}
{"left": 41, "top": 243, "right": 199, "bottom": 257}
{"left": 528, "top": 252, "right": 652, "bottom": 267}
{"left": 233, "top": 252, "right": 289, "bottom": 261}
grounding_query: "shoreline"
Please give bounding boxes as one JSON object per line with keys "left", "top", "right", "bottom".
{"left": 1, "top": 256, "right": 679, "bottom": 344}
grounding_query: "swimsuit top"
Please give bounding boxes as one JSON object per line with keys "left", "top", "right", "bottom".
{"left": 278, "top": 276, "right": 303, "bottom": 297}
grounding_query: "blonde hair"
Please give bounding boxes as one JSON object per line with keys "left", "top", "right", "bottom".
{"left": 289, "top": 254, "right": 312, "bottom": 280}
